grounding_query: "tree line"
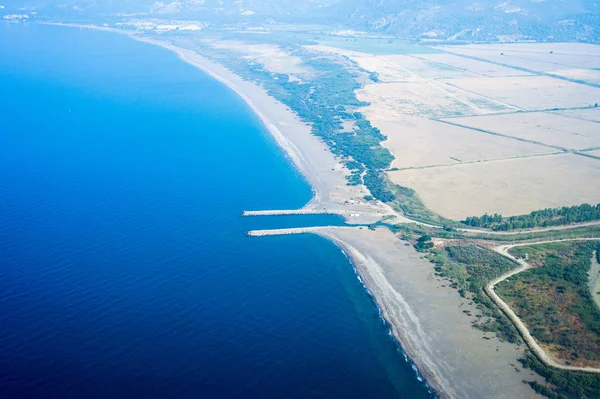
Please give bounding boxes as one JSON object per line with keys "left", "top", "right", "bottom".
{"left": 462, "top": 203, "right": 600, "bottom": 231}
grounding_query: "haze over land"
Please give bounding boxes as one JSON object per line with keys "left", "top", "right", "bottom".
{"left": 3, "top": 0, "right": 600, "bottom": 42}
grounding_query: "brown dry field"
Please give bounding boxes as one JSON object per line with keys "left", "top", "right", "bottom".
{"left": 440, "top": 75, "right": 600, "bottom": 110}
{"left": 551, "top": 69, "right": 600, "bottom": 84}
{"left": 387, "top": 154, "right": 600, "bottom": 219}
{"left": 357, "top": 54, "right": 484, "bottom": 81}
{"left": 441, "top": 43, "right": 600, "bottom": 71}
{"left": 300, "top": 42, "right": 600, "bottom": 219}
{"left": 417, "top": 53, "right": 533, "bottom": 77}
{"left": 379, "top": 117, "right": 552, "bottom": 169}
{"left": 307, "top": 45, "right": 482, "bottom": 81}
{"left": 447, "top": 111, "right": 600, "bottom": 150}
{"left": 356, "top": 81, "right": 513, "bottom": 119}
{"left": 452, "top": 42, "right": 600, "bottom": 55}
{"left": 586, "top": 149, "right": 600, "bottom": 157}
{"left": 559, "top": 107, "right": 600, "bottom": 122}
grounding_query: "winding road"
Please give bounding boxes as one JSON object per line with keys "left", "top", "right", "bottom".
{"left": 487, "top": 238, "right": 600, "bottom": 374}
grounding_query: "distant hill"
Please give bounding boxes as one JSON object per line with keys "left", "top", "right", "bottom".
{"left": 343, "top": 0, "right": 600, "bottom": 42}
{"left": 2, "top": 0, "right": 599, "bottom": 42}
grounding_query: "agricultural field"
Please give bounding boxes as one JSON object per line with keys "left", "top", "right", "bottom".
{"left": 416, "top": 53, "right": 533, "bottom": 77}
{"left": 380, "top": 117, "right": 552, "bottom": 169}
{"left": 307, "top": 41, "right": 600, "bottom": 220}
{"left": 440, "top": 43, "right": 600, "bottom": 72}
{"left": 438, "top": 75, "right": 600, "bottom": 110}
{"left": 388, "top": 154, "right": 600, "bottom": 220}
{"left": 447, "top": 111, "right": 600, "bottom": 150}
{"left": 356, "top": 81, "right": 508, "bottom": 119}
{"left": 557, "top": 107, "right": 600, "bottom": 123}
{"left": 496, "top": 241, "right": 600, "bottom": 368}
{"left": 552, "top": 69, "right": 600, "bottom": 84}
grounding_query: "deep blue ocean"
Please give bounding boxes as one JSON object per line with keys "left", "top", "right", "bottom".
{"left": 0, "top": 23, "right": 431, "bottom": 399}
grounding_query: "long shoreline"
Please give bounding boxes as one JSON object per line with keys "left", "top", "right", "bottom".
{"left": 44, "top": 22, "right": 544, "bottom": 398}
{"left": 131, "top": 36, "right": 324, "bottom": 207}
{"left": 108, "top": 26, "right": 444, "bottom": 395}
{"left": 317, "top": 231, "right": 445, "bottom": 396}
{"left": 134, "top": 35, "right": 447, "bottom": 395}
{"left": 41, "top": 23, "right": 323, "bottom": 208}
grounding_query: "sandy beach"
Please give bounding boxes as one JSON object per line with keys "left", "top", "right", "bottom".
{"left": 50, "top": 23, "right": 544, "bottom": 398}
{"left": 316, "top": 227, "right": 543, "bottom": 398}
{"left": 126, "top": 32, "right": 543, "bottom": 398}
{"left": 154, "top": 48, "right": 547, "bottom": 394}
{"left": 131, "top": 35, "right": 399, "bottom": 226}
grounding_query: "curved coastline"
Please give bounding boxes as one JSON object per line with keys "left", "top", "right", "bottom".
{"left": 142, "top": 37, "right": 445, "bottom": 395}
{"left": 133, "top": 36, "right": 325, "bottom": 208}
{"left": 43, "top": 23, "right": 546, "bottom": 398}
{"left": 117, "top": 30, "right": 447, "bottom": 396}
{"left": 136, "top": 37, "right": 448, "bottom": 395}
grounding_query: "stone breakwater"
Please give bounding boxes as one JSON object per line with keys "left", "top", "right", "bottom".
{"left": 243, "top": 209, "right": 348, "bottom": 216}
{"left": 247, "top": 227, "right": 328, "bottom": 237}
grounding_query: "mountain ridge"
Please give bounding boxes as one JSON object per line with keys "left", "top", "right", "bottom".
{"left": 2, "top": 0, "right": 599, "bottom": 42}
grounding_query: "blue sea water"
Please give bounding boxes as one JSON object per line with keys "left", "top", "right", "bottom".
{"left": 0, "top": 23, "right": 432, "bottom": 399}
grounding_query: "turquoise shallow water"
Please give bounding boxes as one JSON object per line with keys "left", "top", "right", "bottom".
{"left": 0, "top": 23, "right": 432, "bottom": 398}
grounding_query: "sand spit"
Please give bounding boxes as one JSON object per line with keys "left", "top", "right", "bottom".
{"left": 42, "top": 23, "right": 397, "bottom": 226}
{"left": 315, "top": 227, "right": 544, "bottom": 399}
{"left": 131, "top": 36, "right": 398, "bottom": 225}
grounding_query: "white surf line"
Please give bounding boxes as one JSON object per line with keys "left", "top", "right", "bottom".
{"left": 487, "top": 238, "right": 600, "bottom": 374}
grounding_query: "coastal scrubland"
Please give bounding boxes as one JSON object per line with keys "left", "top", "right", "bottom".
{"left": 406, "top": 232, "right": 600, "bottom": 398}
{"left": 494, "top": 241, "right": 600, "bottom": 398}
{"left": 497, "top": 242, "right": 600, "bottom": 368}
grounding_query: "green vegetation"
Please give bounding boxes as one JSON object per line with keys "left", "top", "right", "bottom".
{"left": 187, "top": 41, "right": 400, "bottom": 203}
{"left": 414, "top": 235, "right": 433, "bottom": 251}
{"left": 424, "top": 244, "right": 520, "bottom": 342}
{"left": 463, "top": 203, "right": 600, "bottom": 231}
{"left": 169, "top": 35, "right": 473, "bottom": 226}
{"left": 395, "top": 218, "right": 600, "bottom": 245}
{"left": 388, "top": 183, "right": 460, "bottom": 227}
{"left": 520, "top": 354, "right": 600, "bottom": 399}
{"left": 497, "top": 241, "right": 600, "bottom": 366}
